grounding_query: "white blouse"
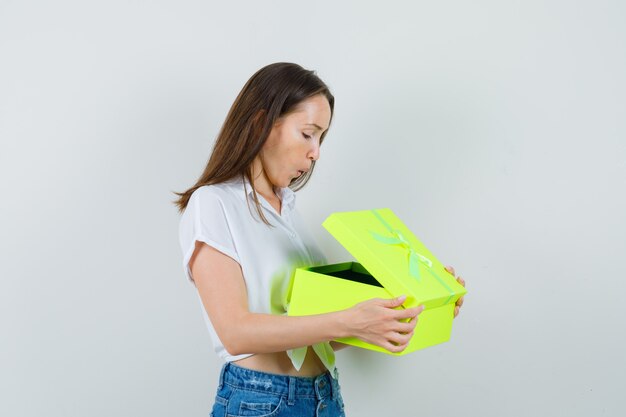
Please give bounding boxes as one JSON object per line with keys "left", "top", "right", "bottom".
{"left": 178, "top": 175, "right": 336, "bottom": 375}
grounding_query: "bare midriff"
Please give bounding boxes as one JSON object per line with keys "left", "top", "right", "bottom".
{"left": 232, "top": 346, "right": 326, "bottom": 376}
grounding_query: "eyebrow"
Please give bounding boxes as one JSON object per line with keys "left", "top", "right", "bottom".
{"left": 305, "top": 123, "right": 327, "bottom": 131}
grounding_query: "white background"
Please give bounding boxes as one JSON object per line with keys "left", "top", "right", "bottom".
{"left": 1, "top": 1, "right": 624, "bottom": 416}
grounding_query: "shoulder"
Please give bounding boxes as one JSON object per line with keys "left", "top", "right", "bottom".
{"left": 189, "top": 182, "right": 244, "bottom": 209}
{"left": 179, "top": 183, "right": 243, "bottom": 240}
{"left": 190, "top": 183, "right": 231, "bottom": 202}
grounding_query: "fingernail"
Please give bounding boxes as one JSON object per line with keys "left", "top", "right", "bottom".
{"left": 397, "top": 295, "right": 407, "bottom": 301}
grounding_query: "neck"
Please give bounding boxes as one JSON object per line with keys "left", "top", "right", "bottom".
{"left": 250, "top": 157, "right": 278, "bottom": 201}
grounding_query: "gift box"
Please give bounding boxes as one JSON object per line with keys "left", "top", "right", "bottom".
{"left": 287, "top": 208, "right": 467, "bottom": 355}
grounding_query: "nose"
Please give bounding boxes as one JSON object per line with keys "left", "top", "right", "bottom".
{"left": 308, "top": 141, "right": 320, "bottom": 161}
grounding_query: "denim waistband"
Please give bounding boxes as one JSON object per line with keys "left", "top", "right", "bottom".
{"left": 218, "top": 361, "right": 340, "bottom": 403}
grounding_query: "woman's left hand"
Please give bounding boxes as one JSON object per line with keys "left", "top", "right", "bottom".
{"left": 444, "top": 265, "right": 465, "bottom": 318}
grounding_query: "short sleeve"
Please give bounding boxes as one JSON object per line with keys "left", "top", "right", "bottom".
{"left": 179, "top": 187, "right": 240, "bottom": 286}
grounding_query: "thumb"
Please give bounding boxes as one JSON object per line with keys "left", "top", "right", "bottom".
{"left": 383, "top": 295, "right": 407, "bottom": 308}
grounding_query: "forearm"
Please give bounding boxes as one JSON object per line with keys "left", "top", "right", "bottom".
{"left": 222, "top": 311, "right": 349, "bottom": 356}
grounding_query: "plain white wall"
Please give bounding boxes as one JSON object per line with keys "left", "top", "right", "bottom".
{"left": 1, "top": 1, "right": 624, "bottom": 416}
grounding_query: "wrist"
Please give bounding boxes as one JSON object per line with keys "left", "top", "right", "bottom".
{"left": 332, "top": 309, "right": 351, "bottom": 339}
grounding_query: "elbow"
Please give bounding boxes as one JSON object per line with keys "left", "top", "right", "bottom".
{"left": 224, "top": 340, "right": 245, "bottom": 356}
{"left": 219, "top": 329, "right": 249, "bottom": 357}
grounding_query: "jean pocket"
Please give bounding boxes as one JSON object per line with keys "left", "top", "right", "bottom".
{"left": 336, "top": 384, "right": 345, "bottom": 411}
{"left": 210, "top": 384, "right": 232, "bottom": 417}
{"left": 226, "top": 391, "right": 284, "bottom": 417}
{"left": 210, "top": 395, "right": 228, "bottom": 417}
{"left": 337, "top": 393, "right": 345, "bottom": 411}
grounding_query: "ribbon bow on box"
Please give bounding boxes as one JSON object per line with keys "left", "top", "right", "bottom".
{"left": 369, "top": 209, "right": 455, "bottom": 306}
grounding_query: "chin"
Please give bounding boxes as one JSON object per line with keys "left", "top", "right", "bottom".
{"left": 271, "top": 177, "right": 291, "bottom": 188}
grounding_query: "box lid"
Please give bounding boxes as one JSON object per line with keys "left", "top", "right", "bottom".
{"left": 322, "top": 208, "right": 467, "bottom": 308}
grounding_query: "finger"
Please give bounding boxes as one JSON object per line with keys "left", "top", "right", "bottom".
{"left": 396, "top": 313, "right": 418, "bottom": 326}
{"left": 457, "top": 276, "right": 465, "bottom": 287}
{"left": 456, "top": 296, "right": 464, "bottom": 307}
{"left": 387, "top": 331, "right": 413, "bottom": 346}
{"left": 380, "top": 295, "right": 407, "bottom": 308}
{"left": 445, "top": 265, "right": 456, "bottom": 276}
{"left": 454, "top": 306, "right": 460, "bottom": 318}
{"left": 393, "top": 322, "right": 416, "bottom": 334}
{"left": 385, "top": 341, "right": 407, "bottom": 354}
{"left": 394, "top": 305, "right": 424, "bottom": 320}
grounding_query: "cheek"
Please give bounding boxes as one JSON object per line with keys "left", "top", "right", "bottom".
{"left": 282, "top": 143, "right": 303, "bottom": 162}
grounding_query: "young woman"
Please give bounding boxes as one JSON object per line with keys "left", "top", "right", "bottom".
{"left": 174, "top": 62, "right": 465, "bottom": 417}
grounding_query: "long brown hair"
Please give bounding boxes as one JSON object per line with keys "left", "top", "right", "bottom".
{"left": 172, "top": 62, "right": 335, "bottom": 225}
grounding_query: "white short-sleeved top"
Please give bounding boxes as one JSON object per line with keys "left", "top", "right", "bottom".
{"left": 178, "top": 175, "right": 336, "bottom": 375}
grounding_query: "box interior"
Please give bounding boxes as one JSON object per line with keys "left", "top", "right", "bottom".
{"left": 308, "top": 262, "right": 383, "bottom": 288}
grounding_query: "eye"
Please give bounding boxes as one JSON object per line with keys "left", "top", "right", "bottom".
{"left": 302, "top": 133, "right": 312, "bottom": 140}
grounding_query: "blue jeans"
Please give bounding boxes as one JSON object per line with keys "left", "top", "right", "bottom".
{"left": 210, "top": 362, "right": 346, "bottom": 417}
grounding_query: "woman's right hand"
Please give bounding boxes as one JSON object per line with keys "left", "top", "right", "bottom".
{"left": 341, "top": 295, "right": 424, "bottom": 353}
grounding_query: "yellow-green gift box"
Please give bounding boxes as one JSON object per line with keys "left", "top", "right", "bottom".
{"left": 288, "top": 208, "right": 468, "bottom": 355}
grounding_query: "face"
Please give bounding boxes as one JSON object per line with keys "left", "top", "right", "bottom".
{"left": 254, "top": 94, "right": 331, "bottom": 189}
